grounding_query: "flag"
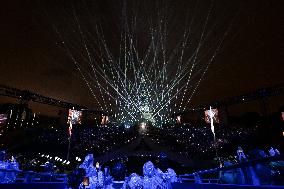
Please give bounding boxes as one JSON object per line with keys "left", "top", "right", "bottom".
{"left": 209, "top": 106, "right": 215, "bottom": 139}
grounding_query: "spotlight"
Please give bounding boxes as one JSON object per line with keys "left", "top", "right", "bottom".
{"left": 140, "top": 122, "right": 146, "bottom": 130}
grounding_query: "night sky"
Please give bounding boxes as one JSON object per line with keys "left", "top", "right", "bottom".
{"left": 0, "top": 0, "right": 283, "bottom": 116}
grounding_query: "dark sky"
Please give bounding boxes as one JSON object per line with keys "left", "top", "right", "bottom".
{"left": 0, "top": 0, "right": 283, "bottom": 116}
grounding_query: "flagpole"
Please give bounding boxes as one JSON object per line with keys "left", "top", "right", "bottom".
{"left": 66, "top": 137, "right": 71, "bottom": 161}
{"left": 67, "top": 122, "right": 72, "bottom": 161}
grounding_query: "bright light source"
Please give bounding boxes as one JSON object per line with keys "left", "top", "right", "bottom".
{"left": 124, "top": 124, "right": 131, "bottom": 129}
{"left": 176, "top": 115, "right": 181, "bottom": 124}
{"left": 140, "top": 122, "right": 146, "bottom": 130}
{"left": 96, "top": 162, "right": 100, "bottom": 169}
{"left": 46, "top": 1, "right": 232, "bottom": 126}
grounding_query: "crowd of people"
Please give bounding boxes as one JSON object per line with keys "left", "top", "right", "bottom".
{"left": 148, "top": 122, "right": 262, "bottom": 160}
{"left": 0, "top": 112, "right": 283, "bottom": 188}
{"left": 0, "top": 117, "right": 282, "bottom": 171}
{"left": 36, "top": 124, "right": 137, "bottom": 158}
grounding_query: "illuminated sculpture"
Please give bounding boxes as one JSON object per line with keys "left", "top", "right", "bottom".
{"left": 236, "top": 147, "right": 260, "bottom": 185}
{"left": 124, "top": 173, "right": 143, "bottom": 189}
{"left": 79, "top": 154, "right": 104, "bottom": 189}
{"left": 142, "top": 161, "right": 161, "bottom": 189}
{"left": 236, "top": 147, "right": 247, "bottom": 162}
{"left": 123, "top": 161, "right": 177, "bottom": 189}
{"left": 164, "top": 168, "right": 177, "bottom": 186}
{"left": 0, "top": 151, "right": 19, "bottom": 183}
{"left": 79, "top": 154, "right": 97, "bottom": 177}
{"left": 103, "top": 167, "right": 114, "bottom": 189}
{"left": 269, "top": 147, "right": 276, "bottom": 157}
{"left": 269, "top": 147, "right": 280, "bottom": 157}
{"left": 6, "top": 156, "right": 19, "bottom": 183}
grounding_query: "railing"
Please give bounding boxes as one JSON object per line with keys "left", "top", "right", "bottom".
{"left": 179, "top": 155, "right": 284, "bottom": 186}
{"left": 0, "top": 169, "right": 67, "bottom": 183}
